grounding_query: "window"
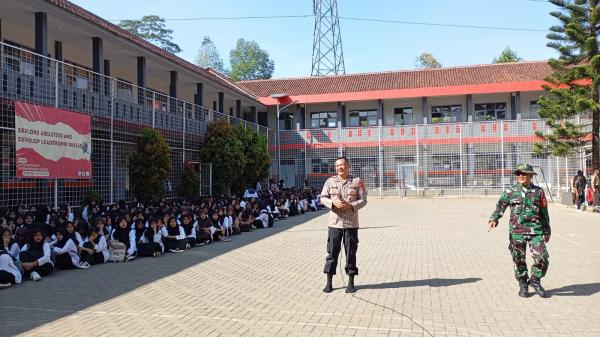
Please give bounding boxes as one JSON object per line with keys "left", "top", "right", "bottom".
{"left": 279, "top": 111, "right": 294, "bottom": 130}
{"left": 349, "top": 110, "right": 378, "bottom": 127}
{"left": 474, "top": 103, "right": 506, "bottom": 121}
{"left": 530, "top": 100, "right": 540, "bottom": 119}
{"left": 312, "top": 159, "right": 335, "bottom": 173}
{"left": 116, "top": 80, "right": 133, "bottom": 101}
{"left": 310, "top": 112, "right": 337, "bottom": 128}
{"left": 431, "top": 105, "right": 462, "bottom": 123}
{"left": 394, "top": 107, "right": 413, "bottom": 125}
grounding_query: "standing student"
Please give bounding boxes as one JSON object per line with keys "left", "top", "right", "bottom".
{"left": 53, "top": 228, "right": 88, "bottom": 269}
{"left": 80, "top": 227, "right": 109, "bottom": 266}
{"left": 162, "top": 217, "right": 188, "bottom": 253}
{"left": 137, "top": 218, "right": 163, "bottom": 258}
{"left": 19, "top": 228, "right": 53, "bottom": 281}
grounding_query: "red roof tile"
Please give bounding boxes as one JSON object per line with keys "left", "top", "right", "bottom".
{"left": 237, "top": 61, "right": 552, "bottom": 98}
{"left": 45, "top": 0, "right": 258, "bottom": 102}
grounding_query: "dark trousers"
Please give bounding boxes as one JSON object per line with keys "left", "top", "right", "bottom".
{"left": 577, "top": 193, "right": 586, "bottom": 209}
{"left": 80, "top": 242, "right": 105, "bottom": 265}
{"left": 164, "top": 238, "right": 188, "bottom": 251}
{"left": 324, "top": 227, "right": 359, "bottom": 276}
{"left": 0, "top": 270, "right": 16, "bottom": 284}
{"left": 137, "top": 242, "right": 162, "bottom": 257}
{"left": 19, "top": 251, "right": 53, "bottom": 276}
{"left": 239, "top": 223, "right": 252, "bottom": 232}
{"left": 54, "top": 254, "right": 76, "bottom": 270}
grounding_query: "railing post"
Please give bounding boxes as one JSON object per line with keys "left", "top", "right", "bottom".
{"left": 54, "top": 61, "right": 59, "bottom": 210}
{"left": 182, "top": 101, "right": 186, "bottom": 165}
{"left": 378, "top": 120, "right": 383, "bottom": 198}
{"left": 337, "top": 121, "right": 343, "bottom": 157}
{"left": 152, "top": 92, "right": 156, "bottom": 128}
{"left": 110, "top": 78, "right": 115, "bottom": 204}
{"left": 500, "top": 120, "right": 505, "bottom": 192}
{"left": 416, "top": 124, "right": 420, "bottom": 196}
{"left": 209, "top": 163, "right": 213, "bottom": 196}
{"left": 459, "top": 122, "right": 464, "bottom": 197}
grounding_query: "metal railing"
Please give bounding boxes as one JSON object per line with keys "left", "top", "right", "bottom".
{"left": 0, "top": 41, "right": 272, "bottom": 207}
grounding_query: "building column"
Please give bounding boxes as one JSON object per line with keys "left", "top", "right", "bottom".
{"left": 337, "top": 102, "right": 345, "bottom": 127}
{"left": 513, "top": 91, "right": 521, "bottom": 119}
{"left": 422, "top": 97, "right": 428, "bottom": 124}
{"left": 169, "top": 71, "right": 178, "bottom": 112}
{"left": 92, "top": 37, "right": 104, "bottom": 92}
{"left": 54, "top": 41, "right": 63, "bottom": 83}
{"left": 377, "top": 99, "right": 384, "bottom": 125}
{"left": 218, "top": 92, "right": 224, "bottom": 113}
{"left": 194, "top": 83, "right": 204, "bottom": 107}
{"left": 466, "top": 94, "right": 473, "bottom": 122}
{"left": 137, "top": 57, "right": 146, "bottom": 105}
{"left": 103, "top": 59, "right": 111, "bottom": 96}
{"left": 297, "top": 104, "right": 306, "bottom": 129}
{"left": 34, "top": 12, "right": 48, "bottom": 78}
{"left": 251, "top": 106, "right": 257, "bottom": 123}
{"left": 236, "top": 100, "right": 242, "bottom": 119}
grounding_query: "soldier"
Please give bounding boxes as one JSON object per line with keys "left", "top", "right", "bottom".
{"left": 320, "top": 156, "right": 367, "bottom": 293}
{"left": 489, "top": 164, "right": 551, "bottom": 298}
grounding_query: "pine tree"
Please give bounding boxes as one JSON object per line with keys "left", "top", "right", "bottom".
{"left": 535, "top": 0, "right": 600, "bottom": 169}
{"left": 195, "top": 36, "right": 226, "bottom": 73}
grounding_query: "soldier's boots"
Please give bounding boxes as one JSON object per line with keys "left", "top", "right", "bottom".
{"left": 518, "top": 278, "right": 529, "bottom": 298}
{"left": 323, "top": 274, "right": 333, "bottom": 293}
{"left": 529, "top": 278, "right": 548, "bottom": 298}
{"left": 346, "top": 275, "right": 356, "bottom": 293}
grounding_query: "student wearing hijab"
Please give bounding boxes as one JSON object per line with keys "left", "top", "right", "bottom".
{"left": 14, "top": 227, "right": 28, "bottom": 250}
{"left": 1, "top": 228, "right": 20, "bottom": 259}
{"left": 137, "top": 218, "right": 164, "bottom": 258}
{"left": 0, "top": 248, "right": 21, "bottom": 289}
{"left": 53, "top": 228, "right": 89, "bottom": 269}
{"left": 210, "top": 212, "right": 229, "bottom": 242}
{"left": 80, "top": 227, "right": 109, "bottom": 265}
{"left": 161, "top": 217, "right": 187, "bottom": 253}
{"left": 111, "top": 217, "right": 136, "bottom": 261}
{"left": 195, "top": 210, "right": 212, "bottom": 245}
{"left": 19, "top": 228, "right": 53, "bottom": 281}
{"left": 65, "top": 221, "right": 83, "bottom": 247}
{"left": 180, "top": 215, "right": 197, "bottom": 248}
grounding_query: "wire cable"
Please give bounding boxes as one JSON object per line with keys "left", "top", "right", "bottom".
{"left": 337, "top": 236, "right": 435, "bottom": 337}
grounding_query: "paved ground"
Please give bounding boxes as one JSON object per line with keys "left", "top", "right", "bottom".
{"left": 1, "top": 198, "right": 599, "bottom": 337}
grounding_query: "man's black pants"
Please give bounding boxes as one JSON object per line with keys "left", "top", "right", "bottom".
{"left": 323, "top": 227, "right": 358, "bottom": 276}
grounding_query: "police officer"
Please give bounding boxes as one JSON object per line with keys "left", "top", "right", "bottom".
{"left": 320, "top": 156, "right": 367, "bottom": 293}
{"left": 489, "top": 164, "right": 551, "bottom": 298}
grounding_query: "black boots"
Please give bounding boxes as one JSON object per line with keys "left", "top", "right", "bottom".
{"left": 529, "top": 278, "right": 548, "bottom": 298}
{"left": 346, "top": 275, "right": 356, "bottom": 293}
{"left": 518, "top": 278, "right": 529, "bottom": 298}
{"left": 323, "top": 274, "right": 333, "bottom": 293}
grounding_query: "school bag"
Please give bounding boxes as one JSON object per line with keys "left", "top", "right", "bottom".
{"left": 108, "top": 240, "right": 127, "bottom": 262}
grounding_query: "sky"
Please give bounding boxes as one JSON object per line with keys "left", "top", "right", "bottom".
{"left": 70, "top": 0, "right": 559, "bottom": 79}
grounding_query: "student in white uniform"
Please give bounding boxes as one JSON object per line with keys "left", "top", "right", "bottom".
{"left": 53, "top": 228, "right": 88, "bottom": 269}
{"left": 137, "top": 218, "right": 164, "bottom": 258}
{"left": 111, "top": 217, "right": 136, "bottom": 261}
{"left": 19, "top": 228, "right": 53, "bottom": 281}
{"left": 80, "top": 227, "right": 109, "bottom": 265}
{"left": 162, "top": 217, "right": 188, "bottom": 253}
{"left": 180, "top": 215, "right": 197, "bottom": 248}
{"left": 1, "top": 228, "right": 20, "bottom": 260}
{"left": 0, "top": 251, "right": 21, "bottom": 289}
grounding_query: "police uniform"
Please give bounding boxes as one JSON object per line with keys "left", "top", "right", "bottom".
{"left": 320, "top": 174, "right": 367, "bottom": 276}
{"left": 490, "top": 164, "right": 551, "bottom": 297}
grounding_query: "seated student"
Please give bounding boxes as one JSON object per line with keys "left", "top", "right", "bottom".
{"left": 80, "top": 227, "right": 109, "bottom": 266}
{"left": 1, "top": 228, "right": 20, "bottom": 259}
{"left": 238, "top": 208, "right": 254, "bottom": 232}
{"left": 180, "top": 215, "right": 197, "bottom": 248}
{"left": 111, "top": 217, "right": 136, "bottom": 261}
{"left": 276, "top": 199, "right": 290, "bottom": 219}
{"left": 128, "top": 218, "right": 146, "bottom": 257}
{"left": 14, "top": 227, "right": 29, "bottom": 252}
{"left": 53, "top": 228, "right": 89, "bottom": 269}
{"left": 161, "top": 217, "right": 187, "bottom": 253}
{"left": 0, "top": 248, "right": 21, "bottom": 289}
{"left": 137, "top": 218, "right": 163, "bottom": 258}
{"left": 65, "top": 221, "right": 83, "bottom": 248}
{"left": 96, "top": 217, "right": 111, "bottom": 244}
{"left": 19, "top": 228, "right": 53, "bottom": 281}
{"left": 224, "top": 207, "right": 241, "bottom": 235}
{"left": 195, "top": 210, "right": 212, "bottom": 245}
{"left": 255, "top": 206, "right": 272, "bottom": 229}
{"left": 210, "top": 211, "right": 229, "bottom": 242}
{"left": 220, "top": 207, "right": 234, "bottom": 238}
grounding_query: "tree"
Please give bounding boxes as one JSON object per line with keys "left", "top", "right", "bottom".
{"left": 534, "top": 0, "right": 600, "bottom": 169}
{"left": 493, "top": 46, "right": 524, "bottom": 63}
{"left": 200, "top": 119, "right": 246, "bottom": 195}
{"left": 129, "top": 128, "right": 172, "bottom": 203}
{"left": 118, "top": 15, "right": 182, "bottom": 54}
{"left": 181, "top": 162, "right": 200, "bottom": 199}
{"left": 195, "top": 36, "right": 226, "bottom": 73}
{"left": 232, "top": 124, "right": 271, "bottom": 192}
{"left": 415, "top": 52, "right": 442, "bottom": 69}
{"left": 229, "top": 38, "right": 275, "bottom": 81}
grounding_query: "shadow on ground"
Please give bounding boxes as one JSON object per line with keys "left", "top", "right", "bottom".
{"left": 548, "top": 282, "right": 600, "bottom": 297}
{"left": 0, "top": 210, "right": 327, "bottom": 336}
{"left": 359, "top": 277, "right": 482, "bottom": 290}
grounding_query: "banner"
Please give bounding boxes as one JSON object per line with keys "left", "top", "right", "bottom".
{"left": 15, "top": 101, "right": 92, "bottom": 179}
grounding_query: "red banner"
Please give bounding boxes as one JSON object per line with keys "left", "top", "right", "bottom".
{"left": 15, "top": 101, "right": 92, "bottom": 179}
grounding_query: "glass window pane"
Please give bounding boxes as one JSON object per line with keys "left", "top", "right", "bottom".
{"left": 350, "top": 117, "right": 359, "bottom": 127}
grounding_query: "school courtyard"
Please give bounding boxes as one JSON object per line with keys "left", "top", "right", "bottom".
{"left": 0, "top": 198, "right": 599, "bottom": 337}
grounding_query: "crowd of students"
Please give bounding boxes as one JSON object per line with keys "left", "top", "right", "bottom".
{"left": 0, "top": 184, "right": 323, "bottom": 289}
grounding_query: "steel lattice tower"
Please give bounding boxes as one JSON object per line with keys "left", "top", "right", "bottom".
{"left": 311, "top": 0, "right": 345, "bottom": 76}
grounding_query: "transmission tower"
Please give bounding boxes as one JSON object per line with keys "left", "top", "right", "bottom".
{"left": 311, "top": 0, "right": 345, "bottom": 76}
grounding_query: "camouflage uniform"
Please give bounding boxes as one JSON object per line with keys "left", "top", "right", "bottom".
{"left": 490, "top": 181, "right": 551, "bottom": 281}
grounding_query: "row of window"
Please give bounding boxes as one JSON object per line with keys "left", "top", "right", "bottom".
{"left": 304, "top": 102, "right": 541, "bottom": 128}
